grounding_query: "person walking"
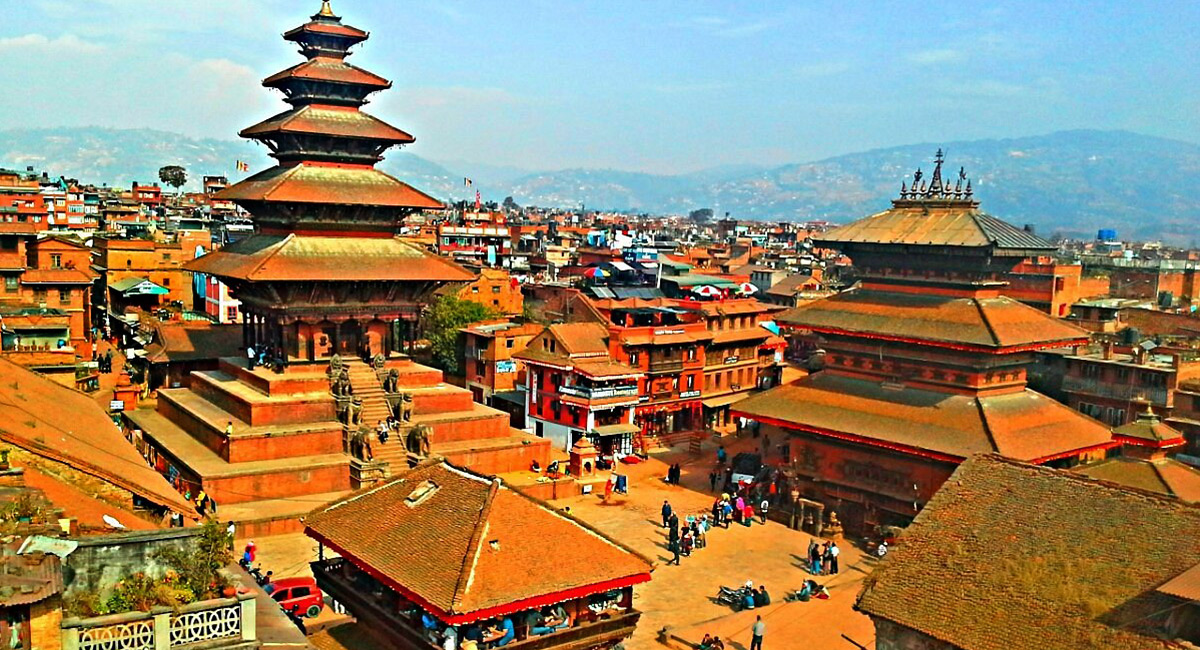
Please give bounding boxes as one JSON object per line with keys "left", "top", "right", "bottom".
{"left": 668, "top": 526, "right": 681, "bottom": 565}
{"left": 661, "top": 500, "right": 672, "bottom": 528}
{"left": 750, "top": 615, "right": 765, "bottom": 650}
{"left": 668, "top": 512, "right": 680, "bottom": 538}
{"left": 709, "top": 469, "right": 718, "bottom": 492}
{"left": 759, "top": 498, "right": 769, "bottom": 524}
{"left": 829, "top": 541, "right": 840, "bottom": 575}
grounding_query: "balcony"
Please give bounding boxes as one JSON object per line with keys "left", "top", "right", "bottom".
{"left": 559, "top": 384, "right": 639, "bottom": 400}
{"left": 647, "top": 359, "right": 684, "bottom": 373}
{"left": 313, "top": 559, "right": 641, "bottom": 650}
{"left": 1061, "top": 375, "right": 1168, "bottom": 404}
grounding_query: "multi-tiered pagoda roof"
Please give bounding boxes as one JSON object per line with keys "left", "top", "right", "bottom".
{"left": 197, "top": 0, "right": 447, "bottom": 240}
{"left": 736, "top": 151, "right": 1113, "bottom": 464}
{"left": 188, "top": 0, "right": 471, "bottom": 360}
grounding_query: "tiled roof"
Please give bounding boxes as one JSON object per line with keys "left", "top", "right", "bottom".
{"left": 709, "top": 327, "right": 769, "bottom": 345}
{"left": 0, "top": 358, "right": 195, "bottom": 515}
{"left": 144, "top": 323, "right": 243, "bottom": 364}
{"left": 215, "top": 163, "right": 443, "bottom": 209}
{"left": 305, "top": 460, "right": 652, "bottom": 621}
{"left": 1113, "top": 410, "right": 1184, "bottom": 446}
{"left": 765, "top": 272, "right": 820, "bottom": 297}
{"left": 263, "top": 58, "right": 388, "bottom": 88}
{"left": 733, "top": 373, "right": 1114, "bottom": 461}
{"left": 551, "top": 322, "right": 609, "bottom": 356}
{"left": 1077, "top": 457, "right": 1200, "bottom": 502}
{"left": 1157, "top": 563, "right": 1200, "bottom": 601}
{"left": 186, "top": 234, "right": 474, "bottom": 283}
{"left": 816, "top": 205, "right": 1054, "bottom": 254}
{"left": 778, "top": 289, "right": 1088, "bottom": 350}
{"left": 241, "top": 105, "right": 413, "bottom": 143}
{"left": 19, "top": 268, "right": 94, "bottom": 285}
{"left": 856, "top": 454, "right": 1200, "bottom": 650}
{"left": 574, "top": 360, "right": 640, "bottom": 378}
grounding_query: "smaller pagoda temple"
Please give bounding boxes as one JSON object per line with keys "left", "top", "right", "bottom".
{"left": 306, "top": 459, "right": 652, "bottom": 650}
{"left": 1077, "top": 404, "right": 1200, "bottom": 501}
{"left": 734, "top": 151, "right": 1116, "bottom": 532}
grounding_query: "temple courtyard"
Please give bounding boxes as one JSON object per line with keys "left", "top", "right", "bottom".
{"left": 252, "top": 433, "right": 877, "bottom": 650}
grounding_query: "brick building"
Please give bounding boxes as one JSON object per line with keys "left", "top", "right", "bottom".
{"left": 460, "top": 319, "right": 543, "bottom": 406}
{"left": 457, "top": 268, "right": 523, "bottom": 315}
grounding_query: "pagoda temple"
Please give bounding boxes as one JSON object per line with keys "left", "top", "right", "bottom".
{"left": 124, "top": 2, "right": 551, "bottom": 537}
{"left": 190, "top": 0, "right": 471, "bottom": 358}
{"left": 733, "top": 151, "right": 1116, "bottom": 532}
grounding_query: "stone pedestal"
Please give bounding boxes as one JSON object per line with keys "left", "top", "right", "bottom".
{"left": 350, "top": 458, "right": 390, "bottom": 488}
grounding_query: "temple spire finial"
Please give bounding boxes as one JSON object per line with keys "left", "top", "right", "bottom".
{"left": 318, "top": 0, "right": 336, "bottom": 17}
{"left": 895, "top": 150, "right": 977, "bottom": 204}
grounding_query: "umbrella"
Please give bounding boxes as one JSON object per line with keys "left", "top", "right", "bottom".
{"left": 737, "top": 282, "right": 759, "bottom": 295}
{"left": 693, "top": 285, "right": 722, "bottom": 298}
{"left": 583, "top": 267, "right": 610, "bottom": 279}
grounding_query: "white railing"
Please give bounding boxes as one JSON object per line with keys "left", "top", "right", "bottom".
{"left": 63, "top": 595, "right": 255, "bottom": 650}
{"left": 168, "top": 603, "right": 242, "bottom": 647}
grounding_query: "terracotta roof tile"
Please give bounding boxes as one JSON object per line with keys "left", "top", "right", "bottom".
{"left": 1077, "top": 457, "right": 1200, "bottom": 503}
{"left": 0, "top": 358, "right": 195, "bottom": 515}
{"left": 241, "top": 105, "right": 413, "bottom": 143}
{"left": 778, "top": 290, "right": 1088, "bottom": 349}
{"left": 305, "top": 461, "right": 652, "bottom": 620}
{"left": 263, "top": 58, "right": 388, "bottom": 88}
{"left": 144, "top": 323, "right": 243, "bottom": 364}
{"left": 817, "top": 205, "right": 1053, "bottom": 253}
{"left": 856, "top": 454, "right": 1200, "bottom": 650}
{"left": 215, "top": 163, "right": 443, "bottom": 209}
{"left": 733, "top": 373, "right": 1113, "bottom": 461}
{"left": 19, "top": 269, "right": 94, "bottom": 285}
{"left": 186, "top": 234, "right": 474, "bottom": 283}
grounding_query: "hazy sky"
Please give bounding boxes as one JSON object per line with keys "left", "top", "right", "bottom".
{"left": 2, "top": 0, "right": 1196, "bottom": 174}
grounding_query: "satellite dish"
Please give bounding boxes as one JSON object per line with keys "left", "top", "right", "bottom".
{"left": 102, "top": 515, "right": 125, "bottom": 529}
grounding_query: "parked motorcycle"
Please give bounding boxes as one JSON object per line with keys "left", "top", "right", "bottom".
{"left": 715, "top": 585, "right": 754, "bottom": 611}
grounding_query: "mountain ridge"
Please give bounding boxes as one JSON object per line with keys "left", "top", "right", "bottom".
{"left": 2, "top": 127, "right": 1197, "bottom": 243}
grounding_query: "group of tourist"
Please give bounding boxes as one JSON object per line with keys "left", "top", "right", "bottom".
{"left": 97, "top": 349, "right": 115, "bottom": 373}
{"left": 806, "top": 539, "right": 840, "bottom": 576}
{"left": 245, "top": 345, "right": 288, "bottom": 373}
{"left": 661, "top": 500, "right": 723, "bottom": 566}
{"left": 425, "top": 604, "right": 573, "bottom": 650}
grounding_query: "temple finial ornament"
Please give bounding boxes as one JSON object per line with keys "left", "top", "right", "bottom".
{"left": 896, "top": 150, "right": 975, "bottom": 203}
{"left": 318, "top": 0, "right": 336, "bottom": 18}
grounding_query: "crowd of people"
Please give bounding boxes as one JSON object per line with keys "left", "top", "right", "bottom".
{"left": 806, "top": 539, "right": 840, "bottom": 576}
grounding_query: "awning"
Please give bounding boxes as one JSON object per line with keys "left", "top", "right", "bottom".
{"left": 702, "top": 392, "right": 749, "bottom": 409}
{"left": 110, "top": 277, "right": 169, "bottom": 296}
{"left": 592, "top": 423, "right": 640, "bottom": 437}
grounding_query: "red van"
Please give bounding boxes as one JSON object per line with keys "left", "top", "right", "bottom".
{"left": 269, "top": 577, "right": 325, "bottom": 618}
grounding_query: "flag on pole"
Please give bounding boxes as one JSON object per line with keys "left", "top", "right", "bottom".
{"left": 464, "top": 177, "right": 473, "bottom": 187}
{"left": 236, "top": 160, "right": 249, "bottom": 172}
{"left": 475, "top": 190, "right": 481, "bottom": 211}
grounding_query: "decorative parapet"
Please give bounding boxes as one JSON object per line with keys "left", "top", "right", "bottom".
{"left": 62, "top": 594, "right": 256, "bottom": 650}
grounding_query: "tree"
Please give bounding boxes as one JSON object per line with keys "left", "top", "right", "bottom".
{"left": 158, "top": 165, "right": 188, "bottom": 192}
{"left": 502, "top": 196, "right": 519, "bottom": 211}
{"left": 422, "top": 294, "right": 499, "bottom": 374}
{"left": 688, "top": 208, "right": 714, "bottom": 222}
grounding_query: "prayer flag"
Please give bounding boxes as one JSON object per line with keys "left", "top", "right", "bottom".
{"left": 464, "top": 177, "right": 473, "bottom": 187}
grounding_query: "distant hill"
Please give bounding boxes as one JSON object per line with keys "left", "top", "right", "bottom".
{"left": 504, "top": 130, "right": 1200, "bottom": 243}
{"left": 3, "top": 127, "right": 1198, "bottom": 243}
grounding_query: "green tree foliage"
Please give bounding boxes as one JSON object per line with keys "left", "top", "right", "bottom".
{"left": 423, "top": 294, "right": 498, "bottom": 374}
{"left": 158, "top": 165, "right": 188, "bottom": 191}
{"left": 153, "top": 519, "right": 234, "bottom": 599}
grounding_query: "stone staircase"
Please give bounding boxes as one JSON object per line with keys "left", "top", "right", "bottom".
{"left": 344, "top": 359, "right": 391, "bottom": 428}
